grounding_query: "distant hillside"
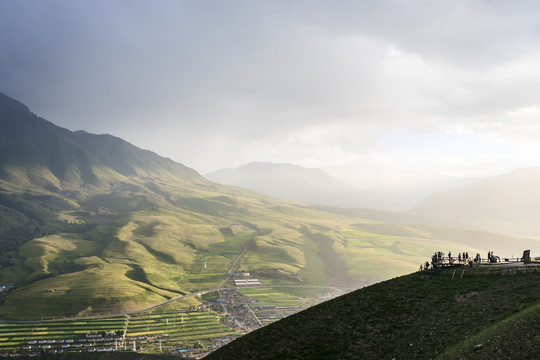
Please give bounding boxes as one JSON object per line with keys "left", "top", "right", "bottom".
{"left": 206, "top": 267, "right": 540, "bottom": 360}
{"left": 0, "top": 92, "right": 203, "bottom": 196}
{"left": 206, "top": 162, "right": 379, "bottom": 209}
{"left": 409, "top": 167, "right": 540, "bottom": 237}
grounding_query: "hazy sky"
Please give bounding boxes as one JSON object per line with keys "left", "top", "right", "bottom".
{"left": 2, "top": 1, "right": 540, "bottom": 187}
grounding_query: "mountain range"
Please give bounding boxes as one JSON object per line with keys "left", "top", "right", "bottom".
{"left": 0, "top": 91, "right": 536, "bottom": 321}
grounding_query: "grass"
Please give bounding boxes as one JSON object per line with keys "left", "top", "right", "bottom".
{"left": 19, "top": 234, "right": 99, "bottom": 278}
{"left": 0, "top": 262, "right": 181, "bottom": 319}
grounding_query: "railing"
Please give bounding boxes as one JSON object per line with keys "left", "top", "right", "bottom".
{"left": 426, "top": 262, "right": 540, "bottom": 278}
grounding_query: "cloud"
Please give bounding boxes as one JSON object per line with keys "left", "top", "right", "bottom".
{"left": 2, "top": 0, "right": 540, "bottom": 177}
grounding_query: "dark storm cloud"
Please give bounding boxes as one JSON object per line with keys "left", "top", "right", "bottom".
{"left": 2, "top": 1, "right": 540, "bottom": 174}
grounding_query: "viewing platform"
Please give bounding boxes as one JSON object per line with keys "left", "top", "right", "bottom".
{"left": 425, "top": 250, "right": 536, "bottom": 271}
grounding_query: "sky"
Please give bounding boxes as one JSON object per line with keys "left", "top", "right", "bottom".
{"left": 2, "top": 0, "right": 540, "bottom": 189}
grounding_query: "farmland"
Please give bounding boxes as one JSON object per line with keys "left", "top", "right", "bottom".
{"left": 0, "top": 283, "right": 340, "bottom": 356}
{"left": 0, "top": 309, "right": 235, "bottom": 356}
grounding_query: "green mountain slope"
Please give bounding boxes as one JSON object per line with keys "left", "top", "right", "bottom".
{"left": 0, "top": 91, "right": 537, "bottom": 320}
{"left": 0, "top": 92, "right": 202, "bottom": 194}
{"left": 206, "top": 267, "right": 540, "bottom": 360}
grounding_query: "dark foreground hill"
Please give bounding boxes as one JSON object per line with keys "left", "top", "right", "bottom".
{"left": 206, "top": 266, "right": 540, "bottom": 360}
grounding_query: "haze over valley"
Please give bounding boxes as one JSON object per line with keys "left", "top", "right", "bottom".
{"left": 207, "top": 161, "right": 481, "bottom": 212}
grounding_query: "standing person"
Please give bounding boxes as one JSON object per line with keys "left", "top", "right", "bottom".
{"left": 458, "top": 253, "right": 461, "bottom": 262}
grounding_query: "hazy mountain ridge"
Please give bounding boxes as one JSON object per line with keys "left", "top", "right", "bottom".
{"left": 409, "top": 167, "right": 540, "bottom": 237}
{"left": 206, "top": 162, "right": 381, "bottom": 209}
{"left": 207, "top": 162, "right": 482, "bottom": 212}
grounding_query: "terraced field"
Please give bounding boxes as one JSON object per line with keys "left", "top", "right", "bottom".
{"left": 126, "top": 311, "right": 235, "bottom": 352}
{"left": 0, "top": 310, "right": 235, "bottom": 355}
{"left": 0, "top": 317, "right": 126, "bottom": 353}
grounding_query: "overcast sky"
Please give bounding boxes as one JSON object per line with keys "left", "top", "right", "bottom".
{"left": 2, "top": 0, "right": 540, "bottom": 187}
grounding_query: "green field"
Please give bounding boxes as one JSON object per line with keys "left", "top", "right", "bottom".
{"left": 0, "top": 309, "right": 236, "bottom": 354}
{"left": 126, "top": 311, "right": 234, "bottom": 350}
{"left": 0, "top": 316, "right": 126, "bottom": 352}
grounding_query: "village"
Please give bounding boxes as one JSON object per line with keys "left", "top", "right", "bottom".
{"left": 0, "top": 270, "right": 344, "bottom": 358}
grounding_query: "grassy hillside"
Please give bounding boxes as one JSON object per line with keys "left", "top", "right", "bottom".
{"left": 206, "top": 266, "right": 540, "bottom": 360}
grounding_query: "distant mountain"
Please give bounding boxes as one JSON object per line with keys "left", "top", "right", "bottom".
{"left": 206, "top": 162, "right": 380, "bottom": 209}
{"left": 409, "top": 167, "right": 540, "bottom": 237}
{"left": 207, "top": 162, "right": 480, "bottom": 212}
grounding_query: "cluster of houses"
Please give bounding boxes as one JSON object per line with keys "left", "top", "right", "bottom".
{"left": 233, "top": 279, "right": 262, "bottom": 286}
{"left": 231, "top": 272, "right": 263, "bottom": 287}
